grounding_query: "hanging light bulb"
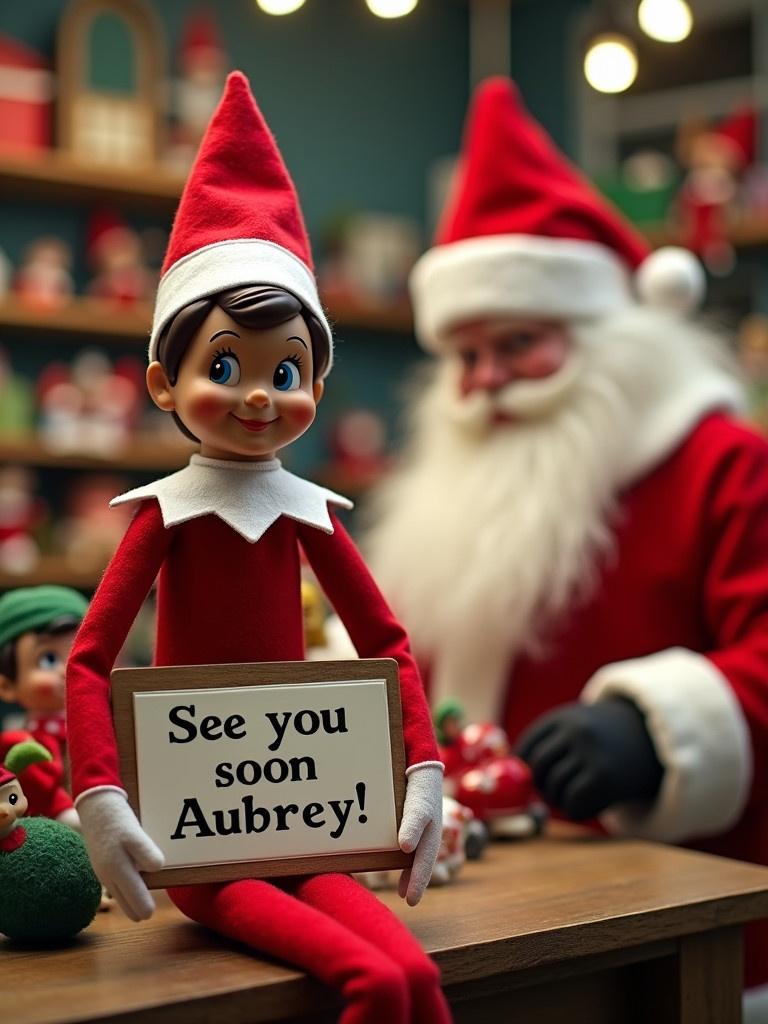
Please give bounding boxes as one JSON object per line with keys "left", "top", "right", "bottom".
{"left": 256, "top": 0, "right": 306, "bottom": 14}
{"left": 638, "top": 0, "right": 692, "bottom": 43}
{"left": 584, "top": 32, "right": 638, "bottom": 93}
{"left": 366, "top": 0, "right": 418, "bottom": 18}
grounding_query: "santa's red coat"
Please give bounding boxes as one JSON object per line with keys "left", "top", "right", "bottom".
{"left": 495, "top": 412, "right": 768, "bottom": 987}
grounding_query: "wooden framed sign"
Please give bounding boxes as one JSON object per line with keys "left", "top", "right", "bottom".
{"left": 111, "top": 659, "right": 411, "bottom": 888}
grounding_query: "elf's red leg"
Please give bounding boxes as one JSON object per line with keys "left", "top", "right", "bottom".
{"left": 167, "top": 881, "right": 409, "bottom": 1024}
{"left": 290, "top": 873, "right": 453, "bottom": 1024}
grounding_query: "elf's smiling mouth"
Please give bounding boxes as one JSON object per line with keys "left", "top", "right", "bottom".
{"left": 230, "top": 414, "right": 279, "bottom": 432}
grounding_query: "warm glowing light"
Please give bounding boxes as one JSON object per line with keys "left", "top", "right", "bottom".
{"left": 638, "top": 0, "right": 692, "bottom": 43}
{"left": 256, "top": 0, "right": 306, "bottom": 14}
{"left": 366, "top": 0, "right": 418, "bottom": 18}
{"left": 584, "top": 33, "right": 638, "bottom": 94}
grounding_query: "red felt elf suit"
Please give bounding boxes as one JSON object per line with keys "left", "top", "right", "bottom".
{"left": 67, "top": 73, "right": 449, "bottom": 1024}
{"left": 364, "top": 79, "right": 768, "bottom": 1004}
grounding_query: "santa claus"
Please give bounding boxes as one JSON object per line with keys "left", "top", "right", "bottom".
{"left": 364, "top": 78, "right": 768, "bottom": 998}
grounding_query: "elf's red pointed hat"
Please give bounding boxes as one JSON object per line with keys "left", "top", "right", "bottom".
{"left": 410, "top": 78, "right": 704, "bottom": 351}
{"left": 150, "top": 72, "right": 332, "bottom": 373}
{"left": 0, "top": 765, "right": 15, "bottom": 786}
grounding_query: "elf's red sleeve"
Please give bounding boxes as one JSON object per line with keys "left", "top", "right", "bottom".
{"left": 67, "top": 500, "right": 171, "bottom": 800}
{"left": 298, "top": 514, "right": 440, "bottom": 768}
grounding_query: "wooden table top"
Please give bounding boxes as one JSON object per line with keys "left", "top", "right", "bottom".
{"left": 9, "top": 828, "right": 768, "bottom": 1024}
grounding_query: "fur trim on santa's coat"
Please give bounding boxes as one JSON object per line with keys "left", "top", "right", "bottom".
{"left": 582, "top": 648, "right": 752, "bottom": 843}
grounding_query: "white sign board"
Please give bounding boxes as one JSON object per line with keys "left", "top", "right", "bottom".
{"left": 112, "top": 660, "right": 410, "bottom": 887}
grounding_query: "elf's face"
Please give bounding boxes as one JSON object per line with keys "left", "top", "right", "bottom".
{"left": 0, "top": 779, "right": 27, "bottom": 837}
{"left": 147, "top": 307, "right": 324, "bottom": 461}
{"left": 0, "top": 629, "right": 75, "bottom": 714}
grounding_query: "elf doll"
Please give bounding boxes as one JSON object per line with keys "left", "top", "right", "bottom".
{"left": 0, "top": 584, "right": 87, "bottom": 827}
{"left": 66, "top": 73, "right": 449, "bottom": 1024}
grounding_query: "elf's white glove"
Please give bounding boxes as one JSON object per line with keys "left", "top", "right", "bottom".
{"left": 77, "top": 789, "right": 165, "bottom": 922}
{"left": 398, "top": 763, "right": 444, "bottom": 906}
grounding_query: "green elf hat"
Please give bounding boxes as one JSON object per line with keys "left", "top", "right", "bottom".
{"left": 0, "top": 739, "right": 52, "bottom": 785}
{"left": 434, "top": 698, "right": 465, "bottom": 744}
{"left": 0, "top": 586, "right": 88, "bottom": 649}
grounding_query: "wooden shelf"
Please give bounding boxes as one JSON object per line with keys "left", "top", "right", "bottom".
{"left": 0, "top": 296, "right": 153, "bottom": 344}
{"left": 0, "top": 555, "right": 104, "bottom": 591}
{"left": 0, "top": 436, "right": 194, "bottom": 472}
{"left": 641, "top": 214, "right": 768, "bottom": 250}
{"left": 0, "top": 150, "right": 184, "bottom": 210}
{"left": 0, "top": 294, "right": 414, "bottom": 342}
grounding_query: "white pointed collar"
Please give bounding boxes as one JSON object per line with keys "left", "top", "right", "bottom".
{"left": 110, "top": 454, "right": 353, "bottom": 543}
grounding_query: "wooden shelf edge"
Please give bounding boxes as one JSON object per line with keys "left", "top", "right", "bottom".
{"left": 640, "top": 215, "right": 768, "bottom": 250}
{"left": 0, "top": 150, "right": 184, "bottom": 209}
{"left": 0, "top": 436, "right": 194, "bottom": 472}
{"left": 0, "top": 295, "right": 414, "bottom": 341}
{"left": 0, "top": 555, "right": 104, "bottom": 590}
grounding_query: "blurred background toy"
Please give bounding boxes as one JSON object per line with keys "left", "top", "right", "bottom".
{"left": 0, "top": 35, "right": 52, "bottom": 155}
{"left": 13, "top": 236, "right": 74, "bottom": 311}
{"left": 0, "top": 739, "right": 101, "bottom": 943}
{"left": 0, "top": 347, "right": 34, "bottom": 438}
{"left": 167, "top": 7, "right": 227, "bottom": 171}
{"left": 0, "top": 467, "right": 45, "bottom": 576}
{"left": 57, "top": 475, "right": 133, "bottom": 573}
{"left": 85, "top": 209, "right": 154, "bottom": 307}
{"left": 436, "top": 701, "right": 546, "bottom": 841}
{"left": 675, "top": 105, "right": 757, "bottom": 274}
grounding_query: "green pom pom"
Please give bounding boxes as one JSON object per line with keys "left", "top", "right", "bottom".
{"left": 0, "top": 818, "right": 101, "bottom": 943}
{"left": 4, "top": 740, "right": 52, "bottom": 776}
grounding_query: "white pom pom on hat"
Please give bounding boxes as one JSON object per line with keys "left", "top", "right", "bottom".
{"left": 635, "top": 246, "right": 706, "bottom": 315}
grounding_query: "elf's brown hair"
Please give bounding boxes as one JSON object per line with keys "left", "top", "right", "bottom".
{"left": 155, "top": 285, "right": 328, "bottom": 443}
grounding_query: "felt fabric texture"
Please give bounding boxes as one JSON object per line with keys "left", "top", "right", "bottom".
{"left": 410, "top": 77, "right": 702, "bottom": 347}
{"left": 76, "top": 790, "right": 164, "bottom": 922}
{"left": 397, "top": 764, "right": 444, "bottom": 906}
{"left": 3, "top": 738, "right": 51, "bottom": 776}
{"left": 472, "top": 412, "right": 768, "bottom": 987}
{"left": 0, "top": 816, "right": 101, "bottom": 942}
{"left": 168, "top": 872, "right": 451, "bottom": 1024}
{"left": 110, "top": 455, "right": 353, "bottom": 543}
{"left": 151, "top": 72, "right": 331, "bottom": 367}
{"left": 0, "top": 729, "right": 73, "bottom": 819}
{"left": 68, "top": 497, "right": 439, "bottom": 802}
{"left": 0, "top": 585, "right": 87, "bottom": 648}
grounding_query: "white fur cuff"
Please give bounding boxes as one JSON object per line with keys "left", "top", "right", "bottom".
{"left": 581, "top": 647, "right": 752, "bottom": 843}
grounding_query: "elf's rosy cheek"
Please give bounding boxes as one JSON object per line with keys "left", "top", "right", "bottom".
{"left": 186, "top": 387, "right": 234, "bottom": 422}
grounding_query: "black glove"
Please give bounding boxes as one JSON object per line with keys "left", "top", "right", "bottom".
{"left": 516, "top": 698, "right": 664, "bottom": 821}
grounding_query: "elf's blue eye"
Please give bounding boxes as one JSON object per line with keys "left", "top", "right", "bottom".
{"left": 274, "top": 360, "right": 301, "bottom": 392}
{"left": 209, "top": 353, "right": 241, "bottom": 386}
{"left": 37, "top": 651, "right": 60, "bottom": 671}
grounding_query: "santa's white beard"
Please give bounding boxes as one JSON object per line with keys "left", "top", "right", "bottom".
{"left": 362, "top": 307, "right": 742, "bottom": 723}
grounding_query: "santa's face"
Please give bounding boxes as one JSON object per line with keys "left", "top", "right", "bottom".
{"left": 450, "top": 318, "right": 571, "bottom": 393}
{"left": 148, "top": 307, "right": 324, "bottom": 461}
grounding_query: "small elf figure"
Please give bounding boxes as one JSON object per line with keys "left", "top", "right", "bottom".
{"left": 0, "top": 585, "right": 88, "bottom": 828}
{"left": 67, "top": 73, "right": 449, "bottom": 1024}
{"left": 0, "top": 739, "right": 101, "bottom": 942}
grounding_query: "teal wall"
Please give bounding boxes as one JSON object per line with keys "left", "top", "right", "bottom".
{"left": 0, "top": 0, "right": 470, "bottom": 473}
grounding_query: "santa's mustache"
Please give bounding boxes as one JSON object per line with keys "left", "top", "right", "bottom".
{"left": 443, "top": 351, "right": 586, "bottom": 431}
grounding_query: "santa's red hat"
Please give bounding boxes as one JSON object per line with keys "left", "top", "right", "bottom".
{"left": 150, "top": 71, "right": 332, "bottom": 373}
{"left": 410, "top": 78, "right": 704, "bottom": 351}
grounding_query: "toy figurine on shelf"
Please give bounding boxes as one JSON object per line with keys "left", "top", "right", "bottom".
{"left": 13, "top": 236, "right": 74, "bottom": 311}
{"left": 57, "top": 475, "right": 133, "bottom": 573}
{"left": 0, "top": 586, "right": 88, "bottom": 829}
{"left": 0, "top": 739, "right": 101, "bottom": 943}
{"left": 66, "top": 73, "right": 449, "bottom": 1024}
{"left": 167, "top": 8, "right": 228, "bottom": 171}
{"left": 675, "top": 105, "right": 757, "bottom": 274}
{"left": 436, "top": 700, "right": 546, "bottom": 841}
{"left": 326, "top": 407, "right": 391, "bottom": 491}
{"left": 0, "top": 466, "right": 45, "bottom": 576}
{"left": 86, "top": 209, "right": 154, "bottom": 308}
{"left": 0, "top": 347, "right": 34, "bottom": 438}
